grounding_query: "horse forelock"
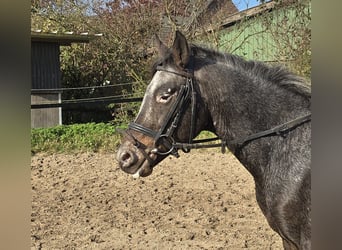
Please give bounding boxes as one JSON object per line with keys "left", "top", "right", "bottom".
{"left": 150, "top": 49, "right": 173, "bottom": 77}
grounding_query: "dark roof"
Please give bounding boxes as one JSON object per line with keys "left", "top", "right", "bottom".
{"left": 198, "top": 0, "right": 238, "bottom": 24}
{"left": 187, "top": 0, "right": 238, "bottom": 32}
{"left": 218, "top": 1, "right": 276, "bottom": 28}
{"left": 158, "top": 0, "right": 238, "bottom": 43}
{"left": 31, "top": 31, "right": 102, "bottom": 45}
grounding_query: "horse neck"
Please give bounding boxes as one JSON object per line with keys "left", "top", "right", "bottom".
{"left": 195, "top": 60, "right": 311, "bottom": 149}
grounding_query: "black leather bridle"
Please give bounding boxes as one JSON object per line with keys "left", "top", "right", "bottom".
{"left": 127, "top": 66, "right": 197, "bottom": 160}
{"left": 121, "top": 65, "right": 311, "bottom": 166}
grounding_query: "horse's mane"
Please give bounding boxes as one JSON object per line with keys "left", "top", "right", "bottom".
{"left": 151, "top": 44, "right": 311, "bottom": 99}
{"left": 190, "top": 45, "right": 311, "bottom": 99}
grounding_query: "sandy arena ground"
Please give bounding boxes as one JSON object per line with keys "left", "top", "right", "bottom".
{"left": 31, "top": 149, "right": 282, "bottom": 249}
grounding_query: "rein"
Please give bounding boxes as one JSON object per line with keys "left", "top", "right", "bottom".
{"left": 124, "top": 66, "right": 311, "bottom": 164}
{"left": 174, "top": 113, "right": 311, "bottom": 154}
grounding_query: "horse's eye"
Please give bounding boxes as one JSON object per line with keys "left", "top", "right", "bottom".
{"left": 157, "top": 93, "right": 172, "bottom": 104}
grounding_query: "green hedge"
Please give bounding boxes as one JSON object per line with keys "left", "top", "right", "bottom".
{"left": 31, "top": 122, "right": 217, "bottom": 154}
{"left": 31, "top": 123, "right": 126, "bottom": 154}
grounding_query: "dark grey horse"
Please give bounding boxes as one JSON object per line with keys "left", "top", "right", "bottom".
{"left": 116, "top": 31, "right": 311, "bottom": 249}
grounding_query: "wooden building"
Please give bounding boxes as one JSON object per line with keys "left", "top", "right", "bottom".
{"left": 31, "top": 32, "right": 96, "bottom": 128}
{"left": 215, "top": 0, "right": 310, "bottom": 64}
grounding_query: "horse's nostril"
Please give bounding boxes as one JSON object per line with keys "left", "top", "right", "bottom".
{"left": 119, "top": 151, "right": 136, "bottom": 168}
{"left": 121, "top": 152, "right": 131, "bottom": 162}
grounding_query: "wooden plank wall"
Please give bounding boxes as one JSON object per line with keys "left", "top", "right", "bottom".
{"left": 31, "top": 42, "right": 61, "bottom": 89}
{"left": 31, "top": 93, "right": 61, "bottom": 128}
{"left": 31, "top": 42, "right": 62, "bottom": 127}
{"left": 218, "top": 1, "right": 311, "bottom": 63}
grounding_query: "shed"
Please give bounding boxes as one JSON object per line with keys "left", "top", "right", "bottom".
{"left": 214, "top": 0, "right": 310, "bottom": 65}
{"left": 31, "top": 31, "right": 96, "bottom": 128}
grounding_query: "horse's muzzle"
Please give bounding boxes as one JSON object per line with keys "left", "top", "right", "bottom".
{"left": 116, "top": 141, "right": 154, "bottom": 178}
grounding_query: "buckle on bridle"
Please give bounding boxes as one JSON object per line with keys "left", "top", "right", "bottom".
{"left": 152, "top": 134, "right": 180, "bottom": 157}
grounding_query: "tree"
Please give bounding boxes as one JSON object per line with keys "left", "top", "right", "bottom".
{"left": 31, "top": 0, "right": 161, "bottom": 123}
{"left": 31, "top": 1, "right": 310, "bottom": 124}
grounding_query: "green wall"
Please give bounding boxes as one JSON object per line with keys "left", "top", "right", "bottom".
{"left": 218, "top": 1, "right": 311, "bottom": 64}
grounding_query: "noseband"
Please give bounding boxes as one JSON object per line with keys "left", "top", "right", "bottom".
{"left": 122, "top": 65, "right": 311, "bottom": 166}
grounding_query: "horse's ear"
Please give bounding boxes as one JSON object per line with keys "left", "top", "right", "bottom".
{"left": 172, "top": 30, "right": 190, "bottom": 69}
{"left": 153, "top": 34, "right": 168, "bottom": 58}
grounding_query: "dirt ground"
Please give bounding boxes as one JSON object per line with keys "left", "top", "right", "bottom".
{"left": 31, "top": 149, "right": 282, "bottom": 249}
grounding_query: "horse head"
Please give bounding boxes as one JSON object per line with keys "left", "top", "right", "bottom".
{"left": 116, "top": 31, "right": 210, "bottom": 178}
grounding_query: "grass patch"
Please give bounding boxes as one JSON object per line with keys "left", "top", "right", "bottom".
{"left": 194, "top": 130, "right": 217, "bottom": 140}
{"left": 31, "top": 123, "right": 126, "bottom": 154}
{"left": 31, "top": 123, "right": 218, "bottom": 154}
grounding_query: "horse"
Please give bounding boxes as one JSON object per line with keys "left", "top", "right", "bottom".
{"left": 116, "top": 31, "right": 311, "bottom": 249}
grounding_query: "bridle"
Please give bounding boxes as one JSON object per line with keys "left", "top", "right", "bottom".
{"left": 121, "top": 64, "right": 311, "bottom": 166}
{"left": 126, "top": 65, "right": 197, "bottom": 162}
